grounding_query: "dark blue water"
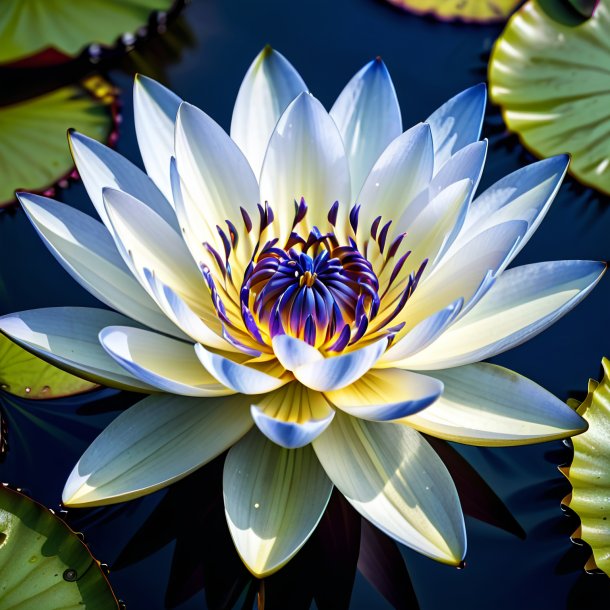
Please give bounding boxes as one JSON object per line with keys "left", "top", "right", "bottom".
{"left": 1, "top": 0, "right": 609, "bottom": 608}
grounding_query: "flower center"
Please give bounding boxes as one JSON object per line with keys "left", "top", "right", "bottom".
{"left": 246, "top": 245, "right": 379, "bottom": 347}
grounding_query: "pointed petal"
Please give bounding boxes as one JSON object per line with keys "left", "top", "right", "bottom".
{"left": 250, "top": 383, "right": 335, "bottom": 448}
{"left": 0, "top": 308, "right": 156, "bottom": 391}
{"left": 259, "top": 92, "right": 351, "bottom": 239}
{"left": 18, "top": 192, "right": 184, "bottom": 339}
{"left": 426, "top": 84, "right": 486, "bottom": 171}
{"left": 102, "top": 187, "right": 208, "bottom": 313}
{"left": 224, "top": 429, "right": 332, "bottom": 576}
{"left": 458, "top": 155, "right": 569, "bottom": 264}
{"left": 400, "top": 220, "right": 527, "bottom": 331}
{"left": 324, "top": 369, "right": 443, "bottom": 421}
{"left": 63, "top": 393, "right": 252, "bottom": 506}
{"left": 379, "top": 299, "right": 462, "bottom": 366}
{"left": 330, "top": 58, "right": 402, "bottom": 195}
{"left": 400, "top": 260, "right": 605, "bottom": 370}
{"left": 271, "top": 334, "right": 323, "bottom": 370}
{"left": 313, "top": 413, "right": 466, "bottom": 564}
{"left": 403, "top": 363, "right": 587, "bottom": 445}
{"left": 99, "top": 325, "right": 234, "bottom": 397}
{"left": 175, "top": 102, "right": 259, "bottom": 258}
{"left": 68, "top": 130, "right": 177, "bottom": 231}
{"left": 293, "top": 338, "right": 388, "bottom": 392}
{"left": 134, "top": 74, "right": 182, "bottom": 202}
{"left": 231, "top": 46, "right": 308, "bottom": 178}
{"left": 356, "top": 123, "right": 434, "bottom": 247}
{"left": 195, "top": 344, "right": 287, "bottom": 394}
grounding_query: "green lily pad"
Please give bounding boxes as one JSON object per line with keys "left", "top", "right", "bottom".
{"left": 0, "top": 76, "right": 117, "bottom": 208}
{"left": 0, "top": 335, "right": 97, "bottom": 399}
{"left": 0, "top": 0, "right": 177, "bottom": 66}
{"left": 489, "top": 0, "right": 610, "bottom": 195}
{"left": 0, "top": 485, "right": 119, "bottom": 608}
{"left": 384, "top": 0, "right": 522, "bottom": 23}
{"left": 563, "top": 358, "right": 610, "bottom": 576}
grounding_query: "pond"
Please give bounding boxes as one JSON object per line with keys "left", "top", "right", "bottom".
{"left": 1, "top": 0, "right": 609, "bottom": 608}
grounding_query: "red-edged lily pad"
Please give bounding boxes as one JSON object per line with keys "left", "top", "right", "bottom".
{"left": 385, "top": 0, "right": 522, "bottom": 23}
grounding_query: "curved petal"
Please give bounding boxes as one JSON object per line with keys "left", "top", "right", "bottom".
{"left": 330, "top": 58, "right": 402, "bottom": 196}
{"left": 324, "top": 369, "right": 443, "bottom": 421}
{"left": 102, "top": 187, "right": 209, "bottom": 312}
{"left": 99, "top": 325, "right": 234, "bottom": 397}
{"left": 195, "top": 343, "right": 287, "bottom": 394}
{"left": 426, "top": 84, "right": 486, "bottom": 171}
{"left": 250, "top": 383, "right": 335, "bottom": 448}
{"left": 457, "top": 155, "right": 569, "bottom": 265}
{"left": 18, "top": 192, "right": 184, "bottom": 339}
{"left": 259, "top": 92, "right": 351, "bottom": 240}
{"left": 63, "top": 393, "right": 253, "bottom": 507}
{"left": 293, "top": 338, "right": 388, "bottom": 392}
{"left": 0, "top": 308, "right": 156, "bottom": 392}
{"left": 68, "top": 130, "right": 177, "bottom": 232}
{"left": 356, "top": 123, "right": 433, "bottom": 246}
{"left": 231, "top": 46, "right": 308, "bottom": 179}
{"left": 142, "top": 269, "right": 231, "bottom": 351}
{"left": 313, "top": 413, "right": 466, "bottom": 565}
{"left": 402, "top": 363, "right": 587, "bottom": 446}
{"left": 134, "top": 74, "right": 182, "bottom": 202}
{"left": 399, "top": 260, "right": 606, "bottom": 370}
{"left": 224, "top": 429, "right": 332, "bottom": 576}
{"left": 175, "top": 102, "right": 260, "bottom": 258}
{"left": 378, "top": 299, "right": 462, "bottom": 366}
{"left": 399, "top": 220, "right": 527, "bottom": 331}
{"left": 271, "top": 334, "right": 323, "bottom": 370}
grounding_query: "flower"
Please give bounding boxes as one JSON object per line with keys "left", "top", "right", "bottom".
{"left": 1, "top": 47, "right": 603, "bottom": 577}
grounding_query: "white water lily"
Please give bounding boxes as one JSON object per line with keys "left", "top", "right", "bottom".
{"left": 1, "top": 47, "right": 602, "bottom": 576}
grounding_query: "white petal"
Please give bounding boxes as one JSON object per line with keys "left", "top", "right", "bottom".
{"left": 324, "top": 369, "right": 443, "bottom": 421}
{"left": 457, "top": 155, "right": 569, "bottom": 264}
{"left": 224, "top": 429, "right": 332, "bottom": 576}
{"left": 134, "top": 74, "right": 182, "bottom": 202}
{"left": 18, "top": 192, "right": 184, "bottom": 339}
{"left": 0, "top": 308, "right": 156, "bottom": 391}
{"left": 63, "top": 393, "right": 252, "bottom": 506}
{"left": 68, "top": 130, "right": 177, "bottom": 231}
{"left": 426, "top": 84, "right": 486, "bottom": 171}
{"left": 292, "top": 338, "right": 388, "bottom": 392}
{"left": 195, "top": 344, "right": 287, "bottom": 394}
{"left": 143, "top": 269, "right": 231, "bottom": 351}
{"left": 400, "top": 220, "right": 527, "bottom": 330}
{"left": 102, "top": 187, "right": 208, "bottom": 312}
{"left": 402, "top": 363, "right": 587, "bottom": 445}
{"left": 250, "top": 383, "right": 335, "bottom": 448}
{"left": 99, "top": 325, "right": 234, "bottom": 397}
{"left": 175, "top": 102, "right": 259, "bottom": 258}
{"left": 259, "top": 92, "right": 351, "bottom": 240}
{"left": 356, "top": 123, "right": 434, "bottom": 246}
{"left": 378, "top": 299, "right": 463, "bottom": 365}
{"left": 313, "top": 413, "right": 466, "bottom": 564}
{"left": 330, "top": 58, "right": 402, "bottom": 196}
{"left": 399, "top": 260, "right": 606, "bottom": 370}
{"left": 271, "top": 334, "right": 323, "bottom": 370}
{"left": 231, "top": 46, "right": 308, "bottom": 179}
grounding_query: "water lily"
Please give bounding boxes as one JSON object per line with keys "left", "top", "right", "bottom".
{"left": 0, "top": 47, "right": 603, "bottom": 576}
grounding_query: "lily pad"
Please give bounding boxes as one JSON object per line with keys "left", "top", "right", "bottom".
{"left": 384, "top": 0, "right": 522, "bottom": 23}
{"left": 0, "top": 76, "right": 117, "bottom": 207}
{"left": 562, "top": 358, "right": 610, "bottom": 575}
{"left": 0, "top": 0, "right": 178, "bottom": 66}
{"left": 0, "top": 485, "right": 119, "bottom": 608}
{"left": 0, "top": 334, "right": 97, "bottom": 399}
{"left": 489, "top": 0, "right": 610, "bottom": 195}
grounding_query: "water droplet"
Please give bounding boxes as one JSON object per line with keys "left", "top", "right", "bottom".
{"left": 63, "top": 569, "right": 78, "bottom": 582}
{"left": 28, "top": 555, "right": 38, "bottom": 564}
{"left": 456, "top": 560, "right": 466, "bottom": 570}
{"left": 24, "top": 387, "right": 31, "bottom": 394}
{"left": 254, "top": 502, "right": 260, "bottom": 509}
{"left": 42, "top": 386, "right": 50, "bottom": 394}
